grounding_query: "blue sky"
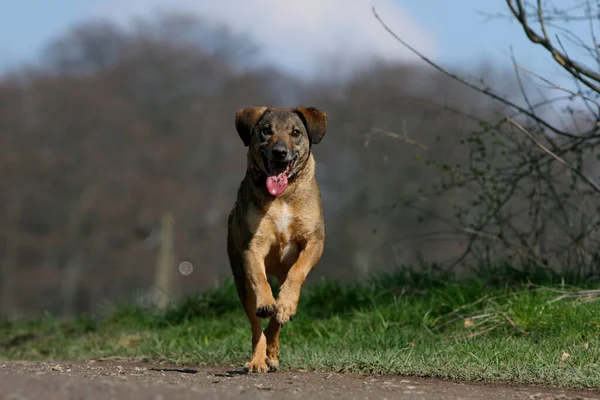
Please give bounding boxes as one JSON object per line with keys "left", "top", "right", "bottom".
{"left": 0, "top": 0, "right": 589, "bottom": 83}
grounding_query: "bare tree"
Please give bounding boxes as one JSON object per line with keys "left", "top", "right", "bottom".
{"left": 372, "top": 1, "right": 600, "bottom": 280}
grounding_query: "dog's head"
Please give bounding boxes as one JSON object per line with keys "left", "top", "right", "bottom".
{"left": 235, "top": 106, "right": 327, "bottom": 196}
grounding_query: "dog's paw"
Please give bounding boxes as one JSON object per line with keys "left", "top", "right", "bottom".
{"left": 266, "top": 357, "right": 279, "bottom": 372}
{"left": 243, "top": 359, "right": 270, "bottom": 373}
{"left": 255, "top": 303, "right": 278, "bottom": 318}
{"left": 275, "top": 300, "right": 297, "bottom": 325}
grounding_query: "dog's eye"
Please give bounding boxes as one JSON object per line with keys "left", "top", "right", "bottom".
{"left": 292, "top": 128, "right": 301, "bottom": 137}
{"left": 262, "top": 127, "right": 273, "bottom": 136}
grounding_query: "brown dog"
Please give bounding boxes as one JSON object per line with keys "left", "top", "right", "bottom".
{"left": 227, "top": 106, "right": 327, "bottom": 373}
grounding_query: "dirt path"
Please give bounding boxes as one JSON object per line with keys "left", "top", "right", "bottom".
{"left": 1, "top": 360, "right": 598, "bottom": 400}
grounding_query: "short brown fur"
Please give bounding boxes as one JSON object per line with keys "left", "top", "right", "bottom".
{"left": 227, "top": 106, "right": 327, "bottom": 372}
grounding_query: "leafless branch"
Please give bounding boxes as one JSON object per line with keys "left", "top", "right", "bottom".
{"left": 365, "top": 125, "right": 428, "bottom": 150}
{"left": 505, "top": 116, "right": 600, "bottom": 194}
{"left": 372, "top": 6, "right": 579, "bottom": 139}
{"left": 506, "top": 0, "right": 600, "bottom": 94}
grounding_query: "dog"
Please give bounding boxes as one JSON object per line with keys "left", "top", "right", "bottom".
{"left": 227, "top": 106, "right": 327, "bottom": 373}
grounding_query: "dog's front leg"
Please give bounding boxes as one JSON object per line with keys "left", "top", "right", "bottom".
{"left": 275, "top": 239, "right": 324, "bottom": 325}
{"left": 243, "top": 249, "right": 277, "bottom": 318}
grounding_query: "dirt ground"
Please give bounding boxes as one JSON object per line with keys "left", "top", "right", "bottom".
{"left": 0, "top": 360, "right": 599, "bottom": 400}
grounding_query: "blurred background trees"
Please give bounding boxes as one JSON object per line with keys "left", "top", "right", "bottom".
{"left": 2, "top": 1, "right": 599, "bottom": 318}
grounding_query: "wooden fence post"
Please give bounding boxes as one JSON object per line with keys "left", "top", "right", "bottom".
{"left": 154, "top": 212, "right": 175, "bottom": 310}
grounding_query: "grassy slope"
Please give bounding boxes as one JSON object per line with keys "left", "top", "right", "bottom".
{"left": 1, "top": 270, "right": 600, "bottom": 388}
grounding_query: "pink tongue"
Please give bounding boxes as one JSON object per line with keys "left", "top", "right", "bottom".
{"left": 266, "top": 172, "right": 288, "bottom": 196}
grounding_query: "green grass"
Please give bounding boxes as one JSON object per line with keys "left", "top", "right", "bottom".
{"left": 1, "top": 269, "right": 600, "bottom": 388}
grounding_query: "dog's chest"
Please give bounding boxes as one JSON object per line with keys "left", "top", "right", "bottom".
{"left": 271, "top": 203, "right": 299, "bottom": 263}
{"left": 273, "top": 203, "right": 293, "bottom": 237}
{"left": 246, "top": 202, "right": 301, "bottom": 265}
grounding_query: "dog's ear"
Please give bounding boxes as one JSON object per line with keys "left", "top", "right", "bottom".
{"left": 294, "top": 106, "right": 327, "bottom": 145}
{"left": 235, "top": 107, "right": 268, "bottom": 147}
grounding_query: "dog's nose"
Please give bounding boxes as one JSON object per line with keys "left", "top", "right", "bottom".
{"left": 271, "top": 141, "right": 288, "bottom": 160}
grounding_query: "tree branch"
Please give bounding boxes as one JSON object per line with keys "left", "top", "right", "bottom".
{"left": 506, "top": 0, "right": 600, "bottom": 94}
{"left": 372, "top": 6, "right": 579, "bottom": 139}
{"left": 505, "top": 116, "right": 600, "bottom": 194}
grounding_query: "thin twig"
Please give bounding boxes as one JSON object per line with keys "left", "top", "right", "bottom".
{"left": 506, "top": 0, "right": 600, "bottom": 93}
{"left": 498, "top": 311, "right": 530, "bottom": 335}
{"left": 456, "top": 324, "right": 500, "bottom": 340}
{"left": 366, "top": 126, "right": 428, "bottom": 150}
{"left": 505, "top": 116, "right": 600, "bottom": 194}
{"left": 372, "top": 6, "right": 578, "bottom": 138}
{"left": 515, "top": 64, "right": 600, "bottom": 109}
{"left": 548, "top": 289, "right": 600, "bottom": 304}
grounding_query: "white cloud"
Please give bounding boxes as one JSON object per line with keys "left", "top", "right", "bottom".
{"left": 85, "top": 0, "right": 437, "bottom": 78}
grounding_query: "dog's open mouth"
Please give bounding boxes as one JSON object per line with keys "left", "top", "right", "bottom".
{"left": 262, "top": 154, "right": 297, "bottom": 196}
